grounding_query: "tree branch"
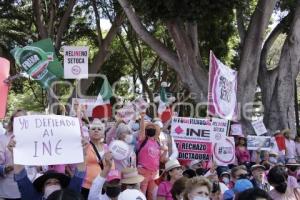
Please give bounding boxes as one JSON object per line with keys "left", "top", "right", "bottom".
{"left": 47, "top": 0, "right": 57, "bottom": 37}
{"left": 117, "top": 0, "right": 179, "bottom": 71}
{"left": 55, "top": 0, "right": 76, "bottom": 50}
{"left": 32, "top": 0, "right": 48, "bottom": 39}
{"left": 236, "top": 7, "right": 246, "bottom": 46}
{"left": 91, "top": 0, "right": 103, "bottom": 45}
{"left": 80, "top": 12, "right": 125, "bottom": 93}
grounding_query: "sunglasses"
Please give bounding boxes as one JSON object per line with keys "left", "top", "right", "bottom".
{"left": 90, "top": 127, "right": 103, "bottom": 131}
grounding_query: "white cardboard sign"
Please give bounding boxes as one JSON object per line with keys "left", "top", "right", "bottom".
{"left": 13, "top": 115, "right": 83, "bottom": 165}
{"left": 251, "top": 119, "right": 267, "bottom": 136}
{"left": 64, "top": 46, "right": 89, "bottom": 79}
{"left": 210, "top": 118, "right": 228, "bottom": 142}
{"left": 213, "top": 137, "right": 235, "bottom": 166}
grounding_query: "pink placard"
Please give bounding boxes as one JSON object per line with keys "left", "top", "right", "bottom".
{"left": 0, "top": 57, "right": 10, "bottom": 119}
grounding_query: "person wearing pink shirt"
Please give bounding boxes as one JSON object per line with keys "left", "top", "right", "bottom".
{"left": 137, "top": 113, "right": 167, "bottom": 200}
{"left": 235, "top": 136, "right": 250, "bottom": 165}
{"left": 157, "top": 159, "right": 183, "bottom": 200}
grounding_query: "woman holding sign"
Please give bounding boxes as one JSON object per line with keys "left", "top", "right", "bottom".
{"left": 0, "top": 109, "right": 26, "bottom": 200}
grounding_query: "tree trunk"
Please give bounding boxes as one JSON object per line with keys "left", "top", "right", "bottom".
{"left": 259, "top": 2, "right": 300, "bottom": 137}
{"left": 237, "top": 0, "right": 277, "bottom": 134}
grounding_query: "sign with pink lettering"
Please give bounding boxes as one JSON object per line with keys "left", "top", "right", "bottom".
{"left": 13, "top": 115, "right": 83, "bottom": 165}
{"left": 171, "top": 117, "right": 212, "bottom": 161}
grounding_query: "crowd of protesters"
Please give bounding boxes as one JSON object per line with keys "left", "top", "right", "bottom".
{"left": 1, "top": 106, "right": 300, "bottom": 200}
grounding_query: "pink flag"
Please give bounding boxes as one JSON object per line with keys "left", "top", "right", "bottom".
{"left": 0, "top": 57, "right": 10, "bottom": 119}
{"left": 208, "top": 51, "right": 238, "bottom": 121}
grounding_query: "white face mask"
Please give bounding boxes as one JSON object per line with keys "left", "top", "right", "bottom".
{"left": 192, "top": 196, "right": 210, "bottom": 200}
{"left": 44, "top": 185, "right": 61, "bottom": 199}
{"left": 222, "top": 177, "right": 230, "bottom": 184}
{"left": 125, "top": 134, "right": 133, "bottom": 144}
{"left": 269, "top": 157, "right": 277, "bottom": 164}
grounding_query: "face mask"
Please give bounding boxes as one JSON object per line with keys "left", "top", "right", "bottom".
{"left": 146, "top": 128, "right": 156, "bottom": 137}
{"left": 132, "top": 123, "right": 140, "bottom": 131}
{"left": 106, "top": 186, "right": 121, "bottom": 198}
{"left": 192, "top": 196, "right": 210, "bottom": 200}
{"left": 125, "top": 134, "right": 134, "bottom": 144}
{"left": 269, "top": 157, "right": 277, "bottom": 164}
{"left": 222, "top": 177, "right": 230, "bottom": 184}
{"left": 44, "top": 185, "right": 61, "bottom": 199}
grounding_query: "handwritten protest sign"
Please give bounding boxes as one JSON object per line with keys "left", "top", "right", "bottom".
{"left": 251, "top": 119, "right": 267, "bottom": 136}
{"left": 247, "top": 136, "right": 271, "bottom": 151}
{"left": 13, "top": 115, "right": 83, "bottom": 165}
{"left": 210, "top": 118, "right": 228, "bottom": 142}
{"left": 64, "top": 46, "right": 89, "bottom": 79}
{"left": 171, "top": 117, "right": 212, "bottom": 161}
{"left": 0, "top": 57, "right": 10, "bottom": 119}
{"left": 213, "top": 137, "right": 235, "bottom": 166}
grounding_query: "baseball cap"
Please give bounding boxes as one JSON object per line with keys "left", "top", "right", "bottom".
{"left": 107, "top": 170, "right": 121, "bottom": 182}
{"left": 233, "top": 179, "right": 253, "bottom": 193}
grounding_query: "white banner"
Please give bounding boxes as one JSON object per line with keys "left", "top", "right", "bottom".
{"left": 13, "top": 115, "right": 83, "bottom": 165}
{"left": 247, "top": 136, "right": 271, "bottom": 151}
{"left": 213, "top": 137, "right": 235, "bottom": 166}
{"left": 208, "top": 51, "right": 238, "bottom": 120}
{"left": 64, "top": 46, "right": 89, "bottom": 79}
{"left": 171, "top": 117, "right": 212, "bottom": 161}
{"left": 251, "top": 119, "right": 267, "bottom": 136}
{"left": 210, "top": 118, "right": 228, "bottom": 142}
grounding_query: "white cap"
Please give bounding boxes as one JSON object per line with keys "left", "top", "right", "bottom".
{"left": 118, "top": 189, "right": 146, "bottom": 200}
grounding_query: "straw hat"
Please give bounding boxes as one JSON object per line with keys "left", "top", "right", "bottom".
{"left": 285, "top": 159, "right": 300, "bottom": 166}
{"left": 165, "top": 159, "right": 181, "bottom": 172}
{"left": 120, "top": 168, "right": 144, "bottom": 184}
{"left": 250, "top": 164, "right": 266, "bottom": 171}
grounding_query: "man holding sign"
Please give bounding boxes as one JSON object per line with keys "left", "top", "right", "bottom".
{"left": 7, "top": 115, "right": 88, "bottom": 200}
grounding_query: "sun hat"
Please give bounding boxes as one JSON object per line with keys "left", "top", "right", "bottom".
{"left": 107, "top": 170, "right": 121, "bottom": 182}
{"left": 165, "top": 159, "right": 181, "bottom": 172}
{"left": 120, "top": 168, "right": 144, "bottom": 184}
{"left": 285, "top": 158, "right": 300, "bottom": 166}
{"left": 33, "top": 170, "right": 70, "bottom": 192}
{"left": 233, "top": 179, "right": 253, "bottom": 193}
{"left": 250, "top": 164, "right": 266, "bottom": 171}
{"left": 118, "top": 189, "right": 146, "bottom": 200}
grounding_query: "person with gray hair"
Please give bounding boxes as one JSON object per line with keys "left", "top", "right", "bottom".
{"left": 114, "top": 123, "right": 137, "bottom": 171}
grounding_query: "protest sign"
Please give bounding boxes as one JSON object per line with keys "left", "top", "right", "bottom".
{"left": 230, "top": 124, "right": 243, "bottom": 136}
{"left": 11, "top": 38, "right": 63, "bottom": 89}
{"left": 171, "top": 117, "right": 212, "bottom": 161}
{"left": 13, "top": 115, "right": 83, "bottom": 165}
{"left": 0, "top": 57, "right": 10, "bottom": 119}
{"left": 208, "top": 51, "right": 238, "bottom": 120}
{"left": 133, "top": 97, "right": 149, "bottom": 112}
{"left": 247, "top": 136, "right": 271, "bottom": 151}
{"left": 213, "top": 137, "right": 235, "bottom": 166}
{"left": 71, "top": 98, "right": 97, "bottom": 117}
{"left": 116, "top": 103, "right": 136, "bottom": 123}
{"left": 64, "top": 46, "right": 88, "bottom": 79}
{"left": 251, "top": 119, "right": 267, "bottom": 136}
{"left": 210, "top": 118, "right": 228, "bottom": 142}
{"left": 109, "top": 140, "right": 131, "bottom": 160}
